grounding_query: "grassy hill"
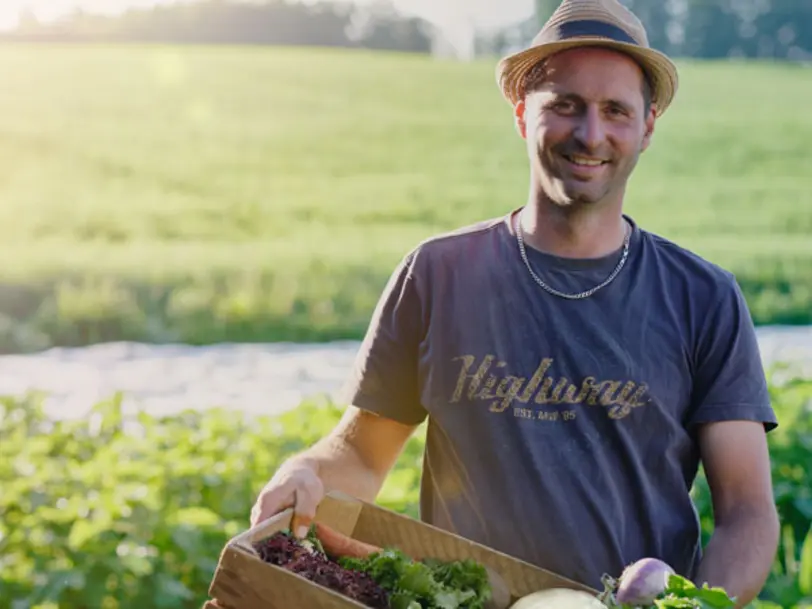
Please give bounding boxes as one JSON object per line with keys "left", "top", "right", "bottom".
{"left": 0, "top": 44, "right": 810, "bottom": 350}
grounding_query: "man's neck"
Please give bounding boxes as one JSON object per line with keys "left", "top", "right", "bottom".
{"left": 518, "top": 199, "right": 629, "bottom": 260}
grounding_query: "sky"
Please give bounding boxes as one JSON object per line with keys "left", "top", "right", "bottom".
{"left": 0, "top": 0, "right": 536, "bottom": 32}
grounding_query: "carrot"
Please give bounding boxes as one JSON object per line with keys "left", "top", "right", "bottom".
{"left": 314, "top": 522, "right": 383, "bottom": 559}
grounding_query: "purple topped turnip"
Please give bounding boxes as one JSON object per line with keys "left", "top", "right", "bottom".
{"left": 614, "top": 558, "right": 675, "bottom": 605}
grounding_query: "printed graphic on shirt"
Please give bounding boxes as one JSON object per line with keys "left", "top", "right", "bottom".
{"left": 450, "top": 354, "right": 651, "bottom": 422}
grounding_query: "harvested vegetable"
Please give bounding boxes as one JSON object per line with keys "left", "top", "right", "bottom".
{"left": 597, "top": 559, "right": 737, "bottom": 609}
{"left": 314, "top": 521, "right": 384, "bottom": 559}
{"left": 508, "top": 588, "right": 608, "bottom": 608}
{"left": 340, "top": 548, "right": 493, "bottom": 609}
{"left": 615, "top": 558, "right": 675, "bottom": 605}
{"left": 252, "top": 524, "right": 496, "bottom": 609}
{"left": 253, "top": 529, "right": 389, "bottom": 608}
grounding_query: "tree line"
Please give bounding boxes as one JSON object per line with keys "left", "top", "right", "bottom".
{"left": 2, "top": 0, "right": 435, "bottom": 53}
{"left": 2, "top": 0, "right": 811, "bottom": 60}
{"left": 533, "top": 0, "right": 812, "bottom": 60}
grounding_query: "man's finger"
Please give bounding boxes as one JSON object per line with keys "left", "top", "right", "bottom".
{"left": 291, "top": 484, "right": 321, "bottom": 538}
{"left": 250, "top": 479, "right": 294, "bottom": 527}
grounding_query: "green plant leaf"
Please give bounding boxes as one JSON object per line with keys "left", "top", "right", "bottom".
{"left": 799, "top": 524, "right": 812, "bottom": 596}
{"left": 168, "top": 506, "right": 222, "bottom": 528}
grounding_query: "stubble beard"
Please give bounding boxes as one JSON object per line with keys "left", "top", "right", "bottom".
{"left": 534, "top": 142, "right": 645, "bottom": 213}
{"left": 535, "top": 150, "right": 614, "bottom": 211}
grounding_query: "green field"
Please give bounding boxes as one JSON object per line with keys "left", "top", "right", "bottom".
{"left": 1, "top": 44, "right": 811, "bottom": 350}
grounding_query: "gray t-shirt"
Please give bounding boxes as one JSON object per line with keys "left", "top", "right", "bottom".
{"left": 341, "top": 209, "right": 777, "bottom": 590}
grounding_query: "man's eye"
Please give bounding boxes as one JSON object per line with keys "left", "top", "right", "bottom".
{"left": 551, "top": 100, "right": 575, "bottom": 112}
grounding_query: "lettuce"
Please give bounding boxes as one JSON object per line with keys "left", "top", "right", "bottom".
{"left": 338, "top": 549, "right": 492, "bottom": 609}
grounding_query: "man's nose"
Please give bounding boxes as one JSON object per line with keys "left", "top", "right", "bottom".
{"left": 573, "top": 106, "right": 606, "bottom": 153}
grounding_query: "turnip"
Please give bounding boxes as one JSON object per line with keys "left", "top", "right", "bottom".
{"left": 614, "top": 557, "right": 675, "bottom": 606}
{"left": 509, "top": 588, "right": 608, "bottom": 609}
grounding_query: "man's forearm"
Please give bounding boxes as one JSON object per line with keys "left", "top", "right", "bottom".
{"left": 694, "top": 504, "right": 780, "bottom": 608}
{"left": 286, "top": 434, "right": 385, "bottom": 503}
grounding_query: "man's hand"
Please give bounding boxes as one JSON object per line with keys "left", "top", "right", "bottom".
{"left": 250, "top": 458, "right": 325, "bottom": 537}
{"left": 695, "top": 420, "right": 780, "bottom": 607}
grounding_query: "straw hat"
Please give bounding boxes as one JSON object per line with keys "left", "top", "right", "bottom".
{"left": 496, "top": 0, "right": 679, "bottom": 116}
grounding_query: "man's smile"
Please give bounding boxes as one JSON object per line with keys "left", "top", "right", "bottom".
{"left": 562, "top": 153, "right": 609, "bottom": 167}
{"left": 559, "top": 153, "right": 611, "bottom": 176}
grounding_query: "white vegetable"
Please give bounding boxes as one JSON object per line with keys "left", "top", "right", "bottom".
{"left": 509, "top": 588, "right": 608, "bottom": 609}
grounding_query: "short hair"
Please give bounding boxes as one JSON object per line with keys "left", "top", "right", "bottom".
{"left": 521, "top": 50, "right": 653, "bottom": 114}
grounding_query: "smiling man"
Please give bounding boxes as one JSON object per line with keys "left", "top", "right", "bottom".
{"left": 520, "top": 47, "right": 653, "bottom": 204}
{"left": 250, "top": 0, "right": 781, "bottom": 606}
{"left": 511, "top": 44, "right": 655, "bottom": 261}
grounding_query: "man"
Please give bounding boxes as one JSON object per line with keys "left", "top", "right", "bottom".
{"left": 251, "top": 0, "right": 780, "bottom": 605}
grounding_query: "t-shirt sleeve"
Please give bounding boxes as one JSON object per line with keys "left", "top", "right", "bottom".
{"left": 685, "top": 274, "right": 778, "bottom": 432}
{"left": 339, "top": 249, "right": 428, "bottom": 426}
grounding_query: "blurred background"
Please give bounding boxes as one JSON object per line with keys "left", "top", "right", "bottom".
{"left": 0, "top": 0, "right": 810, "bottom": 608}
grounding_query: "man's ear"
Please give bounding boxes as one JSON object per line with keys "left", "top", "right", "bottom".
{"left": 641, "top": 105, "right": 657, "bottom": 152}
{"left": 514, "top": 99, "right": 527, "bottom": 140}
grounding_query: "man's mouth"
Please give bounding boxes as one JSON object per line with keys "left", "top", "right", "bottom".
{"left": 562, "top": 153, "right": 609, "bottom": 167}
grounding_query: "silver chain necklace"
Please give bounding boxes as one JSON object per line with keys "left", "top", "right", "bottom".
{"left": 514, "top": 211, "right": 631, "bottom": 300}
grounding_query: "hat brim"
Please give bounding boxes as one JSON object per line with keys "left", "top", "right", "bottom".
{"left": 496, "top": 38, "right": 679, "bottom": 117}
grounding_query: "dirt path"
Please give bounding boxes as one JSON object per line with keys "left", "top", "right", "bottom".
{"left": 1, "top": 327, "right": 810, "bottom": 421}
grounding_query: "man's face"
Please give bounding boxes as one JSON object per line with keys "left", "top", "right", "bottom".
{"left": 515, "top": 47, "right": 656, "bottom": 209}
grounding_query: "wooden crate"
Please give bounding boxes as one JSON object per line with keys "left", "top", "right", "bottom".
{"left": 206, "top": 490, "right": 595, "bottom": 609}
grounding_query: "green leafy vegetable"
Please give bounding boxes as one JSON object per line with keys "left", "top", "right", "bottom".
{"left": 654, "top": 574, "right": 736, "bottom": 608}
{"left": 600, "top": 573, "right": 737, "bottom": 609}
{"left": 338, "top": 548, "right": 492, "bottom": 609}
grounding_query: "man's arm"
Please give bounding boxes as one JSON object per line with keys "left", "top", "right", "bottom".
{"left": 251, "top": 405, "right": 419, "bottom": 530}
{"left": 694, "top": 420, "right": 780, "bottom": 608}
{"left": 253, "top": 247, "right": 429, "bottom": 531}
{"left": 287, "top": 405, "right": 419, "bottom": 502}
{"left": 684, "top": 274, "right": 780, "bottom": 606}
